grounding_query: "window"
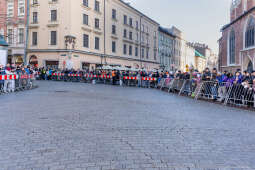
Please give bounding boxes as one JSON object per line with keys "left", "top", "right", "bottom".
{"left": 229, "top": 29, "right": 235, "bottom": 64}
{"left": 32, "top": 32, "right": 37, "bottom": 46}
{"left": 136, "top": 32, "right": 139, "bottom": 41}
{"left": 112, "top": 41, "right": 116, "bottom": 53}
{"left": 50, "top": 31, "right": 57, "bottom": 45}
{"left": 136, "top": 21, "right": 139, "bottom": 29}
{"left": 7, "top": 2, "right": 14, "bottom": 17}
{"left": 124, "top": 15, "right": 127, "bottom": 24}
{"left": 18, "top": 0, "right": 25, "bottom": 16}
{"left": 129, "top": 45, "right": 132, "bottom": 55}
{"left": 135, "top": 47, "right": 138, "bottom": 57}
{"left": 95, "top": 0, "right": 100, "bottom": 12}
{"left": 245, "top": 17, "right": 255, "bottom": 48}
{"left": 129, "top": 18, "right": 132, "bottom": 27}
{"left": 112, "top": 9, "right": 116, "bottom": 19}
{"left": 33, "top": 0, "right": 38, "bottom": 5}
{"left": 146, "top": 48, "right": 149, "bottom": 59}
{"left": 7, "top": 29, "right": 13, "bottom": 44}
{"left": 83, "top": 34, "right": 89, "bottom": 48}
{"left": 123, "top": 44, "right": 127, "bottom": 54}
{"left": 129, "top": 31, "right": 132, "bottom": 40}
{"left": 95, "top": 18, "right": 99, "bottom": 29}
{"left": 112, "top": 25, "right": 116, "bottom": 34}
{"left": 32, "top": 12, "right": 38, "bottom": 23}
{"left": 142, "top": 48, "right": 144, "bottom": 58}
{"left": 95, "top": 37, "right": 99, "bottom": 50}
{"left": 51, "top": 10, "right": 57, "bottom": 21}
{"left": 83, "top": 0, "right": 88, "bottom": 7}
{"left": 83, "top": 14, "right": 88, "bottom": 25}
{"left": 154, "top": 50, "right": 157, "bottom": 60}
{"left": 123, "top": 29, "right": 127, "bottom": 38}
{"left": 18, "top": 28, "right": 24, "bottom": 44}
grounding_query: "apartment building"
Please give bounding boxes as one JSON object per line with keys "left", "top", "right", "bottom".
{"left": 158, "top": 26, "right": 175, "bottom": 71}
{"left": 0, "top": 0, "right": 27, "bottom": 65}
{"left": 27, "top": 0, "right": 159, "bottom": 70}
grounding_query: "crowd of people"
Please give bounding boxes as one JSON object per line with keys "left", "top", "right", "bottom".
{"left": 1, "top": 64, "right": 255, "bottom": 107}
{"left": 37, "top": 66, "right": 255, "bottom": 107}
{"left": 36, "top": 66, "right": 255, "bottom": 86}
{"left": 0, "top": 64, "right": 35, "bottom": 93}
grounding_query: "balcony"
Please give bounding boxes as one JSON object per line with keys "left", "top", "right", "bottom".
{"left": 93, "top": 28, "right": 102, "bottom": 35}
{"left": 141, "top": 41, "right": 146, "bottom": 47}
{"left": 81, "top": 4, "right": 91, "bottom": 10}
{"left": 30, "top": 2, "right": 39, "bottom": 7}
{"left": 29, "top": 22, "right": 39, "bottom": 28}
{"left": 48, "top": 0, "right": 59, "bottom": 5}
{"left": 81, "top": 24, "right": 92, "bottom": 32}
{"left": 112, "top": 18, "right": 118, "bottom": 22}
{"left": 111, "top": 33, "right": 118, "bottom": 39}
{"left": 134, "top": 40, "right": 139, "bottom": 45}
{"left": 47, "top": 20, "right": 59, "bottom": 27}
{"left": 123, "top": 37, "right": 133, "bottom": 44}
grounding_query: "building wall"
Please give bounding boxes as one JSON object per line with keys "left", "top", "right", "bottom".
{"left": 27, "top": 0, "right": 159, "bottom": 70}
{"left": 0, "top": 0, "right": 7, "bottom": 36}
{"left": 220, "top": 0, "right": 255, "bottom": 73}
{"left": 158, "top": 29, "right": 175, "bottom": 71}
{"left": 2, "top": 0, "right": 27, "bottom": 64}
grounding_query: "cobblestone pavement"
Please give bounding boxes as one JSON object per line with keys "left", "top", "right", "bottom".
{"left": 1, "top": 81, "right": 255, "bottom": 170}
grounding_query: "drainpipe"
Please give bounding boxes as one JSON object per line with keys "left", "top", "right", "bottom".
{"left": 139, "top": 15, "right": 142, "bottom": 69}
{"left": 103, "top": 0, "right": 106, "bottom": 66}
{"left": 24, "top": 0, "right": 30, "bottom": 65}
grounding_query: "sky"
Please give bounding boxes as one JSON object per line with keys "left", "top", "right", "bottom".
{"left": 124, "top": 0, "right": 232, "bottom": 54}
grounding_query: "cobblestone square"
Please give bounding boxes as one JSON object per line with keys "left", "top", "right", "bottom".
{"left": 0, "top": 81, "right": 255, "bottom": 170}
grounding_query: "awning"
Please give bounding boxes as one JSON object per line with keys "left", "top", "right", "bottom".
{"left": 195, "top": 50, "right": 206, "bottom": 59}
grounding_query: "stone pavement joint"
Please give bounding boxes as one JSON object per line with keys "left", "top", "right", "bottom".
{"left": 0, "top": 81, "right": 255, "bottom": 170}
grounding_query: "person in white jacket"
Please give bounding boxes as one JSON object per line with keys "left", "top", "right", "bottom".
{"left": 4, "top": 69, "right": 15, "bottom": 93}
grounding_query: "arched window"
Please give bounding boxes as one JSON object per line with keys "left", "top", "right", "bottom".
{"left": 229, "top": 29, "right": 236, "bottom": 64}
{"left": 245, "top": 17, "right": 255, "bottom": 48}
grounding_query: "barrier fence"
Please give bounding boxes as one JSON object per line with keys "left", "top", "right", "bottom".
{"left": 38, "top": 72, "right": 255, "bottom": 110}
{"left": 155, "top": 77, "right": 255, "bottom": 109}
{"left": 0, "top": 74, "right": 36, "bottom": 94}
{"left": 49, "top": 73, "right": 158, "bottom": 88}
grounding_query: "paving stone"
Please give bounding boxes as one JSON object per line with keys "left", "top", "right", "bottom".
{"left": 0, "top": 81, "right": 255, "bottom": 170}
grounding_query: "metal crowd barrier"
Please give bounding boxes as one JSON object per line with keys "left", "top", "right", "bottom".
{"left": 0, "top": 74, "right": 36, "bottom": 94}
{"left": 195, "top": 81, "right": 255, "bottom": 108}
{"left": 49, "top": 73, "right": 255, "bottom": 109}
{"left": 50, "top": 73, "right": 158, "bottom": 88}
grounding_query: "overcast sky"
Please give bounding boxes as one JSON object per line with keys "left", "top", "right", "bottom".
{"left": 124, "top": 0, "right": 232, "bottom": 54}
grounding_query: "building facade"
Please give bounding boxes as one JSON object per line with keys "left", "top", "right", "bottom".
{"left": 0, "top": 0, "right": 27, "bottom": 65}
{"left": 219, "top": 0, "right": 255, "bottom": 73}
{"left": 0, "top": 0, "right": 7, "bottom": 36}
{"left": 27, "top": 0, "right": 159, "bottom": 70}
{"left": 195, "top": 50, "right": 207, "bottom": 72}
{"left": 169, "top": 26, "right": 182, "bottom": 71}
{"left": 158, "top": 26, "right": 175, "bottom": 71}
{"left": 180, "top": 42, "right": 195, "bottom": 72}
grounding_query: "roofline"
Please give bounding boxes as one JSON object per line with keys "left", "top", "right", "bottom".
{"left": 221, "top": 6, "right": 255, "bottom": 31}
{"left": 158, "top": 26, "right": 176, "bottom": 38}
{"left": 118, "top": 0, "right": 160, "bottom": 26}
